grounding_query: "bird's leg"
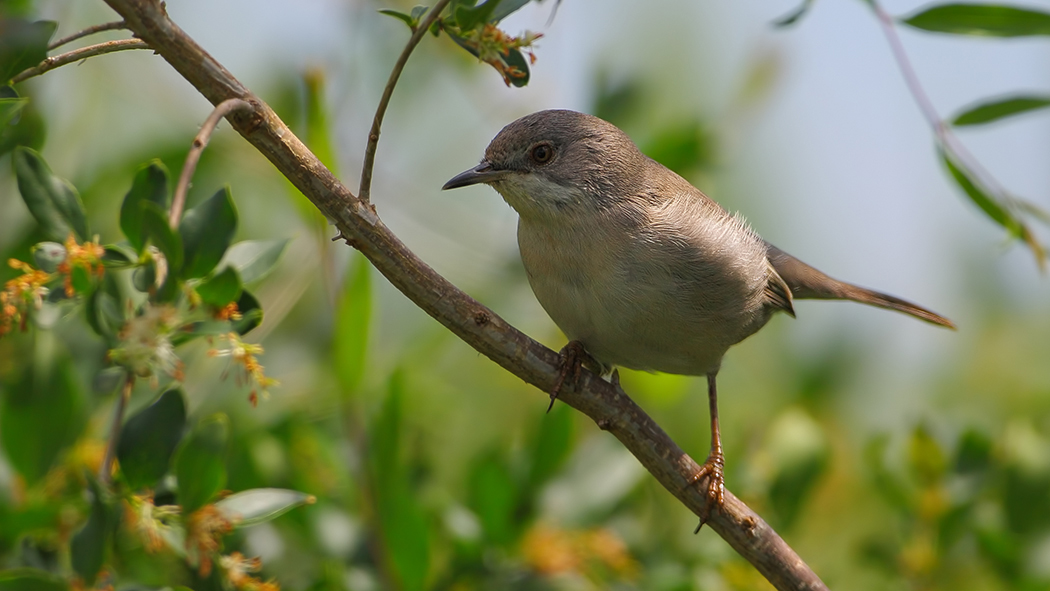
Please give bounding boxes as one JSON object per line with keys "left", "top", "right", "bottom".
{"left": 690, "top": 372, "right": 726, "bottom": 533}
{"left": 549, "top": 340, "right": 592, "bottom": 412}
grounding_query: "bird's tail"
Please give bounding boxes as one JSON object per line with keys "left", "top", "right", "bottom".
{"left": 766, "top": 243, "right": 956, "bottom": 329}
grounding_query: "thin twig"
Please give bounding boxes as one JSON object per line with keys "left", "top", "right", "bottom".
{"left": 99, "top": 374, "right": 135, "bottom": 485}
{"left": 11, "top": 38, "right": 150, "bottom": 84}
{"left": 49, "top": 20, "right": 128, "bottom": 50}
{"left": 102, "top": 2, "right": 827, "bottom": 588}
{"left": 358, "top": 0, "right": 452, "bottom": 203}
{"left": 873, "top": 4, "right": 1021, "bottom": 209}
{"left": 872, "top": 1, "right": 1046, "bottom": 269}
{"left": 170, "top": 98, "right": 252, "bottom": 227}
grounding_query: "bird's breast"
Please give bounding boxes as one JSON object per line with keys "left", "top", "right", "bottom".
{"left": 516, "top": 208, "right": 772, "bottom": 376}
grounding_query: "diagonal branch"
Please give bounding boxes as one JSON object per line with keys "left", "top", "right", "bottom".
{"left": 100, "top": 1, "right": 827, "bottom": 589}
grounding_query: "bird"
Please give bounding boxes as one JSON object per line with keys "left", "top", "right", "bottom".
{"left": 442, "top": 109, "right": 954, "bottom": 526}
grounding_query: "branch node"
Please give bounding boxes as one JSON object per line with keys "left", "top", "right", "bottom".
{"left": 472, "top": 310, "right": 490, "bottom": 326}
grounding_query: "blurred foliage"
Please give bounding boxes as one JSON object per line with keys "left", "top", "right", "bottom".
{"left": 0, "top": 2, "right": 1049, "bottom": 591}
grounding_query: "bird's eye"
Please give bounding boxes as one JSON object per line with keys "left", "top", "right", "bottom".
{"left": 530, "top": 143, "right": 554, "bottom": 164}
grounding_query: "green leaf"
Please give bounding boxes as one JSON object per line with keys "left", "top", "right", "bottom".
{"left": 456, "top": 0, "right": 499, "bottom": 30}
{"left": 467, "top": 451, "right": 518, "bottom": 545}
{"left": 491, "top": 0, "right": 532, "bottom": 23}
{"left": 369, "top": 373, "right": 430, "bottom": 591}
{"left": 369, "top": 373, "right": 404, "bottom": 494}
{"left": 526, "top": 402, "right": 573, "bottom": 489}
{"left": 12, "top": 146, "right": 89, "bottom": 241}
{"left": 0, "top": 89, "right": 44, "bottom": 156}
{"left": 952, "top": 94, "right": 1050, "bottom": 126}
{"left": 939, "top": 147, "right": 1046, "bottom": 268}
{"left": 643, "top": 119, "right": 714, "bottom": 176}
{"left": 70, "top": 480, "right": 114, "bottom": 586}
{"left": 773, "top": 0, "right": 815, "bottom": 27}
{"left": 196, "top": 266, "right": 242, "bottom": 307}
{"left": 141, "top": 201, "right": 183, "bottom": 299}
{"left": 0, "top": 568, "right": 69, "bottom": 591}
{"left": 0, "top": 357, "right": 86, "bottom": 484}
{"left": 908, "top": 424, "right": 947, "bottom": 486}
{"left": 174, "top": 413, "right": 229, "bottom": 515}
{"left": 85, "top": 285, "right": 122, "bottom": 339}
{"left": 179, "top": 186, "right": 237, "bottom": 279}
{"left": 955, "top": 428, "right": 993, "bottom": 474}
{"left": 863, "top": 435, "right": 914, "bottom": 512}
{"left": 379, "top": 8, "right": 419, "bottom": 29}
{"left": 70, "top": 263, "right": 91, "bottom": 294}
{"left": 215, "top": 488, "right": 316, "bottom": 528}
{"left": 222, "top": 239, "right": 288, "bottom": 285}
{"left": 304, "top": 70, "right": 338, "bottom": 175}
{"left": 121, "top": 160, "right": 170, "bottom": 253}
{"left": 132, "top": 259, "right": 157, "bottom": 293}
{"left": 141, "top": 201, "right": 182, "bottom": 265}
{"left": 333, "top": 253, "right": 371, "bottom": 396}
{"left": 765, "top": 408, "right": 829, "bottom": 528}
{"left": 502, "top": 47, "right": 531, "bottom": 88}
{"left": 0, "top": 96, "right": 28, "bottom": 128}
{"left": 117, "top": 389, "right": 187, "bottom": 490}
{"left": 939, "top": 148, "right": 1030, "bottom": 244}
{"left": 901, "top": 4, "right": 1050, "bottom": 37}
{"left": 0, "top": 19, "right": 56, "bottom": 82}
{"left": 232, "top": 289, "right": 263, "bottom": 335}
{"left": 101, "top": 243, "right": 137, "bottom": 268}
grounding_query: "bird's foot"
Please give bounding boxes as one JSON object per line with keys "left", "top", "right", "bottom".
{"left": 549, "top": 340, "right": 592, "bottom": 412}
{"left": 689, "top": 451, "right": 725, "bottom": 533}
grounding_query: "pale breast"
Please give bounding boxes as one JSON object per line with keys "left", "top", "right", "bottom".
{"left": 516, "top": 199, "right": 773, "bottom": 376}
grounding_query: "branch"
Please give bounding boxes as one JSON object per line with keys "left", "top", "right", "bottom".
{"left": 170, "top": 98, "right": 252, "bottom": 227}
{"left": 871, "top": 1, "right": 1047, "bottom": 269}
{"left": 49, "top": 20, "right": 128, "bottom": 50}
{"left": 358, "top": 0, "right": 452, "bottom": 204}
{"left": 100, "top": 1, "right": 827, "bottom": 589}
{"left": 11, "top": 38, "right": 150, "bottom": 84}
{"left": 99, "top": 374, "right": 135, "bottom": 485}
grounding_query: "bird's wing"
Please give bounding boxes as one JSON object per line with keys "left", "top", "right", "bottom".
{"left": 763, "top": 259, "right": 795, "bottom": 317}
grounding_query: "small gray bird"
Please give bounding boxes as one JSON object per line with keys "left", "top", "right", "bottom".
{"left": 443, "top": 109, "right": 954, "bottom": 523}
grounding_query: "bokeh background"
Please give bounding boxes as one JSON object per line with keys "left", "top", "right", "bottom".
{"left": 2, "top": 0, "right": 1050, "bottom": 589}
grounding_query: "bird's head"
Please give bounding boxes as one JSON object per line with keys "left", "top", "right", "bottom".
{"left": 443, "top": 110, "right": 646, "bottom": 220}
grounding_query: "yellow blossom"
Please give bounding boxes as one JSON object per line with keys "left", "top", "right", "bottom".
{"left": 57, "top": 234, "right": 105, "bottom": 297}
{"left": 458, "top": 23, "right": 541, "bottom": 86}
{"left": 220, "top": 552, "right": 281, "bottom": 591}
{"left": 520, "top": 523, "right": 638, "bottom": 581}
{"left": 1, "top": 258, "right": 52, "bottom": 336}
{"left": 214, "top": 301, "right": 243, "bottom": 321}
{"left": 186, "top": 504, "right": 234, "bottom": 577}
{"left": 108, "top": 303, "right": 183, "bottom": 380}
{"left": 209, "top": 332, "right": 278, "bottom": 406}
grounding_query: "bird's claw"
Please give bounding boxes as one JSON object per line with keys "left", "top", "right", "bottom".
{"left": 549, "top": 340, "right": 590, "bottom": 412}
{"left": 690, "top": 452, "right": 725, "bottom": 533}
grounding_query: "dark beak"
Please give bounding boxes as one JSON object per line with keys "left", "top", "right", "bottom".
{"left": 442, "top": 161, "right": 505, "bottom": 190}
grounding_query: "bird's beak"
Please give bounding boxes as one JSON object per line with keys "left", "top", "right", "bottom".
{"left": 442, "top": 161, "right": 505, "bottom": 190}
